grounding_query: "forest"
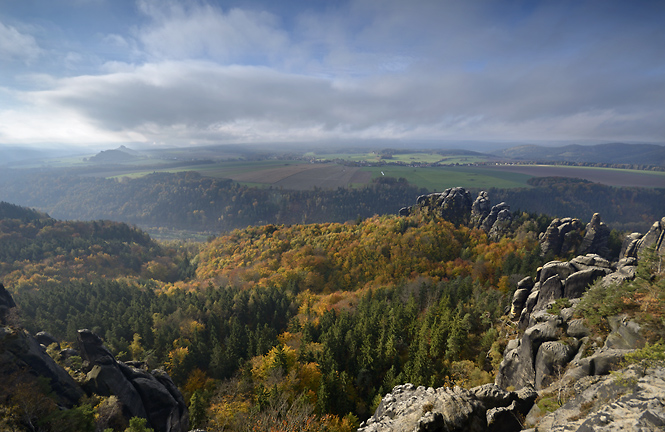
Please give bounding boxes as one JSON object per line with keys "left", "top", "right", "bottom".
{"left": 1, "top": 200, "right": 548, "bottom": 431}
{"left": 0, "top": 165, "right": 663, "bottom": 430}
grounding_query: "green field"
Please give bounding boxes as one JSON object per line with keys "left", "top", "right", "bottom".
{"left": 360, "top": 166, "right": 534, "bottom": 190}
{"left": 309, "top": 151, "right": 489, "bottom": 165}
{"left": 26, "top": 147, "right": 665, "bottom": 191}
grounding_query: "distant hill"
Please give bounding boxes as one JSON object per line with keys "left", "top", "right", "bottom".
{"left": 88, "top": 145, "right": 141, "bottom": 164}
{"left": 0, "top": 201, "right": 49, "bottom": 221}
{"left": 494, "top": 143, "right": 665, "bottom": 166}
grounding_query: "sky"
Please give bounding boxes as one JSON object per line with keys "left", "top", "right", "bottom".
{"left": 0, "top": 0, "right": 664, "bottom": 150}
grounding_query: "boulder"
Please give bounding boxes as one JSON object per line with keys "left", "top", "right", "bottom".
{"left": 0, "top": 326, "right": 84, "bottom": 407}
{"left": 78, "top": 329, "right": 115, "bottom": 365}
{"left": 85, "top": 363, "right": 148, "bottom": 420}
{"left": 534, "top": 341, "right": 577, "bottom": 389}
{"left": 566, "top": 319, "right": 590, "bottom": 339}
{"left": 604, "top": 316, "right": 645, "bottom": 350}
{"left": 35, "top": 331, "right": 60, "bottom": 349}
{"left": 510, "top": 288, "right": 531, "bottom": 320}
{"left": 570, "top": 254, "right": 611, "bottom": 270}
{"left": 636, "top": 217, "right": 665, "bottom": 258}
{"left": 78, "top": 329, "right": 189, "bottom": 432}
{"left": 359, "top": 383, "right": 536, "bottom": 432}
{"left": 539, "top": 261, "right": 577, "bottom": 285}
{"left": 563, "top": 267, "right": 612, "bottom": 299}
{"left": 534, "top": 275, "right": 563, "bottom": 311}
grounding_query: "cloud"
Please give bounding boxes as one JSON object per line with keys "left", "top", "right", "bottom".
{"left": 0, "top": 21, "right": 41, "bottom": 63}
{"left": 0, "top": 0, "right": 664, "bottom": 147}
{"left": 135, "top": 0, "right": 289, "bottom": 64}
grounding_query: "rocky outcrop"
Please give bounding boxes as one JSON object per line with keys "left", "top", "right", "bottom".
{"left": 539, "top": 214, "right": 612, "bottom": 259}
{"left": 578, "top": 213, "right": 611, "bottom": 258}
{"left": 496, "top": 301, "right": 646, "bottom": 394}
{"left": 0, "top": 283, "right": 16, "bottom": 324}
{"left": 539, "top": 218, "right": 585, "bottom": 258}
{"left": 496, "top": 248, "right": 645, "bottom": 393}
{"left": 1, "top": 286, "right": 85, "bottom": 408}
{"left": 414, "top": 187, "right": 475, "bottom": 226}
{"left": 358, "top": 382, "right": 536, "bottom": 432}
{"left": 0, "top": 326, "right": 85, "bottom": 407}
{"left": 402, "top": 188, "right": 512, "bottom": 239}
{"left": 528, "top": 365, "right": 665, "bottom": 431}
{"left": 510, "top": 254, "right": 620, "bottom": 330}
{"left": 622, "top": 216, "right": 665, "bottom": 260}
{"left": 78, "top": 329, "right": 189, "bottom": 432}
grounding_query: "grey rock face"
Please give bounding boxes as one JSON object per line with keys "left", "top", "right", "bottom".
{"left": 534, "top": 342, "right": 577, "bottom": 389}
{"left": 636, "top": 217, "right": 665, "bottom": 258}
{"left": 534, "top": 365, "right": 665, "bottom": 431}
{"left": 496, "top": 245, "right": 653, "bottom": 395}
{"left": 0, "top": 326, "right": 84, "bottom": 407}
{"left": 563, "top": 267, "right": 612, "bottom": 298}
{"left": 0, "top": 283, "right": 16, "bottom": 324}
{"left": 534, "top": 276, "right": 564, "bottom": 311}
{"left": 416, "top": 187, "right": 474, "bottom": 226}
{"left": 620, "top": 232, "right": 643, "bottom": 259}
{"left": 78, "top": 330, "right": 189, "bottom": 432}
{"left": 539, "top": 218, "right": 585, "bottom": 257}
{"left": 405, "top": 189, "right": 513, "bottom": 238}
{"left": 359, "top": 383, "right": 536, "bottom": 432}
{"left": 471, "top": 191, "right": 492, "bottom": 227}
{"left": 35, "top": 331, "right": 60, "bottom": 349}
{"left": 579, "top": 213, "right": 611, "bottom": 258}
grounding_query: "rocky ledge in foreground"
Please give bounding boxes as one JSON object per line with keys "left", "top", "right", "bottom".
{"left": 527, "top": 365, "right": 665, "bottom": 431}
{"left": 358, "top": 383, "right": 537, "bottom": 432}
{"left": 78, "top": 329, "right": 189, "bottom": 432}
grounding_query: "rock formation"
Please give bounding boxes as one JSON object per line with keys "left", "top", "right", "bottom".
{"left": 0, "top": 285, "right": 188, "bottom": 432}
{"left": 509, "top": 254, "right": 626, "bottom": 330}
{"left": 538, "top": 213, "right": 614, "bottom": 259}
{"left": 578, "top": 213, "right": 611, "bottom": 257}
{"left": 78, "top": 329, "right": 189, "bottom": 432}
{"left": 1, "top": 284, "right": 85, "bottom": 408}
{"left": 528, "top": 365, "right": 665, "bottom": 431}
{"left": 401, "top": 188, "right": 513, "bottom": 239}
{"left": 0, "top": 283, "right": 16, "bottom": 325}
{"left": 538, "top": 217, "right": 585, "bottom": 257}
{"left": 358, "top": 382, "right": 537, "bottom": 432}
{"left": 621, "top": 216, "right": 665, "bottom": 260}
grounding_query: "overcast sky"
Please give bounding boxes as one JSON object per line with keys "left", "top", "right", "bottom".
{"left": 0, "top": 0, "right": 664, "bottom": 150}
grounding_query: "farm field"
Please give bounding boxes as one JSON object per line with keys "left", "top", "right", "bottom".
{"left": 310, "top": 151, "right": 489, "bottom": 165}
{"left": 101, "top": 161, "right": 665, "bottom": 191}
{"left": 33, "top": 148, "right": 665, "bottom": 191}
{"left": 361, "top": 165, "right": 533, "bottom": 190}
{"left": 486, "top": 165, "right": 665, "bottom": 188}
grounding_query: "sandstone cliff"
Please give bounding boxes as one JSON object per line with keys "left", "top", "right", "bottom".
{"left": 399, "top": 188, "right": 513, "bottom": 240}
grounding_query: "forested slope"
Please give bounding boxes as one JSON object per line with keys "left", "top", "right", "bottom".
{"left": 0, "top": 172, "right": 427, "bottom": 235}
{"left": 1, "top": 170, "right": 662, "bottom": 236}
{"left": 2, "top": 201, "right": 547, "bottom": 430}
{"left": 491, "top": 177, "right": 665, "bottom": 232}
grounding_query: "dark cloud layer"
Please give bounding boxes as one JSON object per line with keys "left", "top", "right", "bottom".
{"left": 0, "top": 0, "right": 664, "bottom": 146}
